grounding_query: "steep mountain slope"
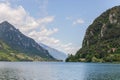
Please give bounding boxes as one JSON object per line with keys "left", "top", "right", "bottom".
{"left": 66, "top": 6, "right": 120, "bottom": 62}
{"left": 39, "top": 43, "right": 67, "bottom": 61}
{"left": 0, "top": 40, "right": 36, "bottom": 61}
{"left": 0, "top": 21, "right": 55, "bottom": 61}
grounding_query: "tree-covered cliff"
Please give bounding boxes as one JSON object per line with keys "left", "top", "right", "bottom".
{"left": 66, "top": 6, "right": 120, "bottom": 62}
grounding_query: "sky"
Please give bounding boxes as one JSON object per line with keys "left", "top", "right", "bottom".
{"left": 0, "top": 0, "right": 120, "bottom": 55}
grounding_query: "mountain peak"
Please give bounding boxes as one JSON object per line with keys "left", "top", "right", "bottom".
{"left": 0, "top": 21, "right": 55, "bottom": 61}
{"left": 0, "top": 21, "right": 16, "bottom": 31}
{"left": 1, "top": 21, "right": 12, "bottom": 26}
{"left": 1, "top": 21, "right": 9, "bottom": 24}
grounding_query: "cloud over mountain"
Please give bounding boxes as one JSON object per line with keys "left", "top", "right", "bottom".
{"left": 0, "top": 2, "right": 78, "bottom": 54}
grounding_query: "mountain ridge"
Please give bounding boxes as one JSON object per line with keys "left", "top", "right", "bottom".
{"left": 39, "top": 43, "right": 67, "bottom": 61}
{"left": 0, "top": 21, "right": 56, "bottom": 61}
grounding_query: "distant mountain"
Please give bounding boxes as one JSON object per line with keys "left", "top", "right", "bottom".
{"left": 0, "top": 21, "right": 55, "bottom": 61}
{"left": 39, "top": 43, "right": 67, "bottom": 61}
{"left": 66, "top": 6, "right": 120, "bottom": 62}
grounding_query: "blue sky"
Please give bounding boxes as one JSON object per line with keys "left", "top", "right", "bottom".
{"left": 0, "top": 0, "right": 120, "bottom": 54}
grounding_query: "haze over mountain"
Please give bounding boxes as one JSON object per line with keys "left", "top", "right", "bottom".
{"left": 39, "top": 43, "right": 67, "bottom": 61}
{"left": 0, "top": 21, "right": 55, "bottom": 61}
{"left": 66, "top": 6, "right": 120, "bottom": 62}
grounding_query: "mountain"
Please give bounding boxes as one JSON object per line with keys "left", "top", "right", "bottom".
{"left": 66, "top": 6, "right": 120, "bottom": 62}
{"left": 0, "top": 21, "right": 55, "bottom": 61}
{"left": 39, "top": 43, "right": 67, "bottom": 61}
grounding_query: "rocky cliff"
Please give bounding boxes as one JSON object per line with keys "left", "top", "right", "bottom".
{"left": 66, "top": 6, "right": 120, "bottom": 62}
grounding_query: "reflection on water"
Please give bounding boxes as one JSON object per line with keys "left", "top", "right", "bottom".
{"left": 0, "top": 62, "right": 55, "bottom": 80}
{"left": 0, "top": 62, "right": 120, "bottom": 80}
{"left": 0, "top": 68, "right": 21, "bottom": 80}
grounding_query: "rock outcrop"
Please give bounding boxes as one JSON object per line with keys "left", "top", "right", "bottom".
{"left": 66, "top": 6, "right": 120, "bottom": 62}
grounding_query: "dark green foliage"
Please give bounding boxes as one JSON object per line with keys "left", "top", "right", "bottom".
{"left": 66, "top": 6, "right": 120, "bottom": 62}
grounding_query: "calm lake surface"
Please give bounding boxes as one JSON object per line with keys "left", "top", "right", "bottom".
{"left": 0, "top": 62, "right": 120, "bottom": 80}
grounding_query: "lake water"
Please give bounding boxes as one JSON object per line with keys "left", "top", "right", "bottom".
{"left": 0, "top": 62, "right": 120, "bottom": 80}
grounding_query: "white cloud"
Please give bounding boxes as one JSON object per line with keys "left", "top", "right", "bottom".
{"left": 28, "top": 29, "right": 79, "bottom": 54}
{"left": 37, "top": 16, "right": 54, "bottom": 24}
{"left": 0, "top": 2, "right": 79, "bottom": 54}
{"left": 0, "top": 2, "right": 54, "bottom": 33}
{"left": 66, "top": 16, "right": 72, "bottom": 20}
{"left": 73, "top": 19, "right": 84, "bottom": 25}
{"left": 35, "top": 0, "right": 48, "bottom": 17}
